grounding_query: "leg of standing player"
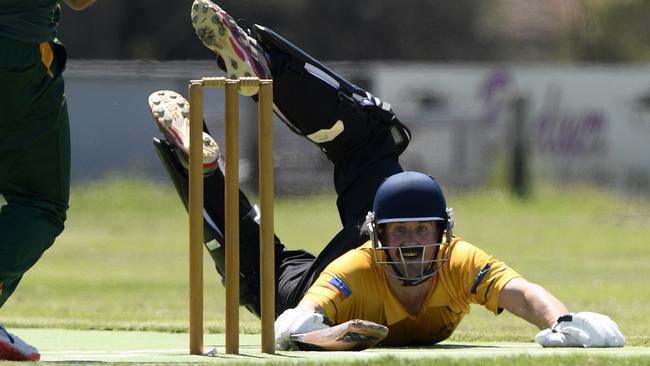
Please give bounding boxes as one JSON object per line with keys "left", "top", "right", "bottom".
{"left": 0, "top": 37, "right": 69, "bottom": 361}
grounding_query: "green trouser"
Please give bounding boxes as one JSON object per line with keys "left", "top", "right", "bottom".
{"left": 0, "top": 36, "right": 70, "bottom": 307}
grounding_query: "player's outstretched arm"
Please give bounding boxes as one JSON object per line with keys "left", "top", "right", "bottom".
{"left": 63, "top": 0, "right": 97, "bottom": 11}
{"left": 499, "top": 277, "right": 568, "bottom": 329}
{"left": 499, "top": 278, "right": 624, "bottom": 347}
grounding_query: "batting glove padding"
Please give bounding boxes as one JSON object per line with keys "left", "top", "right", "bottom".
{"left": 535, "top": 312, "right": 625, "bottom": 348}
{"left": 274, "top": 308, "right": 329, "bottom": 350}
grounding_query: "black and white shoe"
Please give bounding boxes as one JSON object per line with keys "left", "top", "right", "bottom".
{"left": 191, "top": 0, "right": 272, "bottom": 96}
{"left": 148, "top": 90, "right": 220, "bottom": 174}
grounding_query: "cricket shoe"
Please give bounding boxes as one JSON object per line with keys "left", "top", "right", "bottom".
{"left": 0, "top": 325, "right": 40, "bottom": 361}
{"left": 191, "top": 0, "right": 272, "bottom": 96}
{"left": 148, "top": 90, "right": 220, "bottom": 175}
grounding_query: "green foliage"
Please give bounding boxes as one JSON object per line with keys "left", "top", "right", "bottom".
{"left": 570, "top": 0, "right": 650, "bottom": 62}
{"left": 59, "top": 0, "right": 491, "bottom": 61}
{"left": 58, "top": 0, "right": 650, "bottom": 62}
{"left": 2, "top": 177, "right": 649, "bottom": 349}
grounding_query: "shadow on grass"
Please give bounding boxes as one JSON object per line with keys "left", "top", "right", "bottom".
{"left": 379, "top": 343, "right": 501, "bottom": 350}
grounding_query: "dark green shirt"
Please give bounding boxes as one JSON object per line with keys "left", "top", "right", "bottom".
{"left": 0, "top": 0, "right": 60, "bottom": 43}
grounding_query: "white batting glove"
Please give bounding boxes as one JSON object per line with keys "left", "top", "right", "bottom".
{"left": 274, "top": 308, "right": 329, "bottom": 350}
{"left": 535, "top": 312, "right": 625, "bottom": 348}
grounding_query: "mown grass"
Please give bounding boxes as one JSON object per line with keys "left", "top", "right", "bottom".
{"left": 2, "top": 177, "right": 649, "bottom": 351}
{"left": 274, "top": 355, "right": 650, "bottom": 366}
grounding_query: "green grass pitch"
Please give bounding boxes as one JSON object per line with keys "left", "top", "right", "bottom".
{"left": 1, "top": 177, "right": 649, "bottom": 363}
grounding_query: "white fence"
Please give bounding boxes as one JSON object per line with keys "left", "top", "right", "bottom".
{"left": 64, "top": 60, "right": 650, "bottom": 194}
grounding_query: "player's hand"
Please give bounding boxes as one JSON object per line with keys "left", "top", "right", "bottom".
{"left": 274, "top": 308, "right": 329, "bottom": 350}
{"left": 535, "top": 312, "right": 625, "bottom": 347}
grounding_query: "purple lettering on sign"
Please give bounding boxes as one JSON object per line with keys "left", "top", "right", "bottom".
{"left": 477, "top": 70, "right": 513, "bottom": 128}
{"left": 536, "top": 87, "right": 608, "bottom": 158}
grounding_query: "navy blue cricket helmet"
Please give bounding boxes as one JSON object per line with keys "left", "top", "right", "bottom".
{"left": 373, "top": 171, "right": 449, "bottom": 226}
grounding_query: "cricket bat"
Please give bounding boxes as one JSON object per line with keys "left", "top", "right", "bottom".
{"left": 289, "top": 319, "right": 389, "bottom": 351}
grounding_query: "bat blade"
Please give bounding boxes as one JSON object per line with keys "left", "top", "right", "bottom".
{"left": 290, "top": 319, "right": 388, "bottom": 351}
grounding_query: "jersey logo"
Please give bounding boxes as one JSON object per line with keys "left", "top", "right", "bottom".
{"left": 471, "top": 264, "right": 492, "bottom": 294}
{"left": 325, "top": 275, "right": 352, "bottom": 300}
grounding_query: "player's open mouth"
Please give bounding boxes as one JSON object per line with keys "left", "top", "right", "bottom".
{"left": 400, "top": 247, "right": 423, "bottom": 259}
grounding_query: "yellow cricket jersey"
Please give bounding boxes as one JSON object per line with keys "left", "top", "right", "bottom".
{"left": 302, "top": 237, "right": 521, "bottom": 346}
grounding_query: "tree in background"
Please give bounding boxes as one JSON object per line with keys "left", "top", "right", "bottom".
{"left": 571, "top": 0, "right": 650, "bottom": 62}
{"left": 58, "top": 0, "right": 649, "bottom": 62}
{"left": 57, "top": 0, "right": 492, "bottom": 61}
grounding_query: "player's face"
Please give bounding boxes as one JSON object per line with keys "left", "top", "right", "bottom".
{"left": 380, "top": 221, "right": 439, "bottom": 279}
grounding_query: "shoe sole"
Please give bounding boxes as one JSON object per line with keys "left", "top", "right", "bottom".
{"left": 148, "top": 90, "right": 220, "bottom": 173}
{"left": 0, "top": 340, "right": 40, "bottom": 361}
{"left": 191, "top": 0, "right": 269, "bottom": 95}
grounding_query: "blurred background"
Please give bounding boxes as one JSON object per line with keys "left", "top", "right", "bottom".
{"left": 58, "top": 0, "right": 650, "bottom": 196}
{"left": 4, "top": 0, "right": 650, "bottom": 342}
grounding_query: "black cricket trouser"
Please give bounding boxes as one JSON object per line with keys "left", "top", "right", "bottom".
{"left": 0, "top": 37, "right": 69, "bottom": 307}
{"left": 195, "top": 127, "right": 402, "bottom": 317}
{"left": 156, "top": 132, "right": 401, "bottom": 318}
{"left": 262, "top": 39, "right": 405, "bottom": 312}
{"left": 276, "top": 129, "right": 402, "bottom": 311}
{"left": 216, "top": 59, "right": 402, "bottom": 315}
{"left": 160, "top": 34, "right": 404, "bottom": 318}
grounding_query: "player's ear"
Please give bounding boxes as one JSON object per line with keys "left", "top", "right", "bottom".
{"left": 376, "top": 224, "right": 387, "bottom": 246}
{"left": 376, "top": 224, "right": 385, "bottom": 235}
{"left": 436, "top": 221, "right": 445, "bottom": 243}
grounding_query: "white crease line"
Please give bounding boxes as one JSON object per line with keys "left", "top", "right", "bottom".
{"left": 42, "top": 349, "right": 189, "bottom": 355}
